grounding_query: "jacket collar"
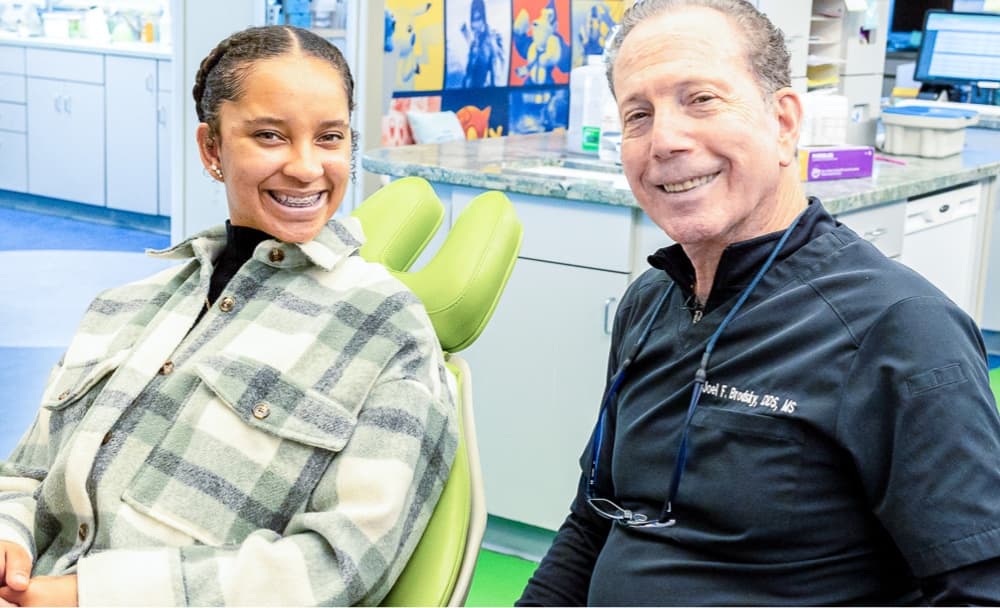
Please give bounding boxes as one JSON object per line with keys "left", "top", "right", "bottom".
{"left": 148, "top": 216, "right": 365, "bottom": 272}
{"left": 647, "top": 198, "right": 836, "bottom": 315}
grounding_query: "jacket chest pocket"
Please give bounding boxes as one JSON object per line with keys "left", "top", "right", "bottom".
{"left": 122, "top": 355, "right": 359, "bottom": 546}
{"left": 41, "top": 350, "right": 128, "bottom": 449}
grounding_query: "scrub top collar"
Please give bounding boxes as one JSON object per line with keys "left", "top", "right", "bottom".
{"left": 647, "top": 197, "right": 832, "bottom": 316}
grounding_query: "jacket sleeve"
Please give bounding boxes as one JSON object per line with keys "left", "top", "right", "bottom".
{"left": 76, "top": 339, "right": 459, "bottom": 606}
{"left": 0, "top": 413, "right": 50, "bottom": 560}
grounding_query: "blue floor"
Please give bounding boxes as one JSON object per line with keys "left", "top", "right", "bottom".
{"left": 0, "top": 202, "right": 171, "bottom": 455}
{"left": 0, "top": 205, "right": 169, "bottom": 252}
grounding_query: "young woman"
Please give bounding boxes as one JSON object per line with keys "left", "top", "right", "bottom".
{"left": 0, "top": 26, "right": 457, "bottom": 607}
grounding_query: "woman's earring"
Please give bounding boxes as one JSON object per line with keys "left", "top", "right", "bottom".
{"left": 211, "top": 164, "right": 223, "bottom": 179}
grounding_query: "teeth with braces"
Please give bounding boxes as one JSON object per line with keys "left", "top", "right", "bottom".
{"left": 661, "top": 173, "right": 718, "bottom": 193}
{"left": 272, "top": 192, "right": 322, "bottom": 207}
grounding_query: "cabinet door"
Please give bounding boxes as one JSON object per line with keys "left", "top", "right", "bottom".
{"left": 460, "top": 258, "right": 630, "bottom": 530}
{"left": 106, "top": 56, "right": 158, "bottom": 214}
{"left": 157, "top": 90, "right": 171, "bottom": 217}
{"left": 756, "top": 0, "right": 811, "bottom": 79}
{"left": 27, "top": 78, "right": 104, "bottom": 205}
{"left": 0, "top": 130, "right": 26, "bottom": 192}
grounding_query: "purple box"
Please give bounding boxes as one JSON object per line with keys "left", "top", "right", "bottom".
{"left": 798, "top": 146, "right": 874, "bottom": 182}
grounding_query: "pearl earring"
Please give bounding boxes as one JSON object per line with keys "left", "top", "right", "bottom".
{"left": 211, "top": 164, "right": 223, "bottom": 179}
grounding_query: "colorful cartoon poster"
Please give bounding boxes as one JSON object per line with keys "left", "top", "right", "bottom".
{"left": 384, "top": 0, "right": 446, "bottom": 92}
{"left": 445, "top": 0, "right": 511, "bottom": 89}
{"left": 442, "top": 89, "right": 509, "bottom": 138}
{"left": 509, "top": 0, "right": 572, "bottom": 86}
{"left": 508, "top": 86, "right": 569, "bottom": 134}
{"left": 571, "top": 0, "right": 624, "bottom": 68}
{"left": 382, "top": 95, "right": 443, "bottom": 146}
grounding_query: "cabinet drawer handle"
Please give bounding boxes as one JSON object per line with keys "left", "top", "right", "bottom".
{"left": 146, "top": 74, "right": 155, "bottom": 92}
{"left": 938, "top": 204, "right": 950, "bottom": 213}
{"left": 157, "top": 106, "right": 166, "bottom": 125}
{"left": 863, "top": 227, "right": 887, "bottom": 241}
{"left": 64, "top": 96, "right": 72, "bottom": 115}
{"left": 604, "top": 297, "right": 618, "bottom": 335}
{"left": 53, "top": 96, "right": 61, "bottom": 113}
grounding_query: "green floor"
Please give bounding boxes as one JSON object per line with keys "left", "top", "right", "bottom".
{"left": 466, "top": 550, "right": 538, "bottom": 606}
{"left": 992, "top": 367, "right": 1000, "bottom": 404}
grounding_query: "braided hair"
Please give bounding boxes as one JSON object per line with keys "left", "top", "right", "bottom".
{"left": 192, "top": 25, "right": 357, "bottom": 140}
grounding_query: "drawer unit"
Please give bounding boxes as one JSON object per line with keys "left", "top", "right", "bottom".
{"left": 0, "top": 101, "right": 26, "bottom": 132}
{"left": 0, "top": 45, "right": 25, "bottom": 75}
{"left": 836, "top": 200, "right": 906, "bottom": 259}
{"left": 26, "top": 48, "right": 103, "bottom": 84}
{"left": 0, "top": 73, "right": 26, "bottom": 104}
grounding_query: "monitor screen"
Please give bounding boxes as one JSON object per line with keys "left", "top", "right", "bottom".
{"left": 914, "top": 10, "right": 1000, "bottom": 84}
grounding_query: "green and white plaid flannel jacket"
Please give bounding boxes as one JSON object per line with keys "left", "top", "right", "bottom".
{"left": 0, "top": 217, "right": 458, "bottom": 606}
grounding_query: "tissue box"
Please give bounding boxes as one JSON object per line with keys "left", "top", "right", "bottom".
{"left": 880, "top": 106, "right": 979, "bottom": 158}
{"left": 798, "top": 145, "right": 874, "bottom": 182}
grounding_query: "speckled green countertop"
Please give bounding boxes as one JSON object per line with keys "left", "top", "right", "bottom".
{"left": 362, "top": 129, "right": 1000, "bottom": 216}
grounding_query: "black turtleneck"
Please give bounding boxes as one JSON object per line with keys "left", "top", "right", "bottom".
{"left": 208, "top": 221, "right": 272, "bottom": 306}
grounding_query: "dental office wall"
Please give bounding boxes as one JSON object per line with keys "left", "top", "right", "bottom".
{"left": 381, "top": 0, "right": 625, "bottom": 146}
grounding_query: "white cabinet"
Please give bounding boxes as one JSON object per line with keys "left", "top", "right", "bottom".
{"left": 0, "top": 45, "right": 27, "bottom": 193}
{"left": 158, "top": 59, "right": 172, "bottom": 217}
{"left": 106, "top": 56, "right": 158, "bottom": 214}
{"left": 3, "top": 43, "right": 170, "bottom": 215}
{"left": 901, "top": 184, "right": 984, "bottom": 316}
{"left": 461, "top": 257, "right": 629, "bottom": 530}
{"left": 0, "top": 130, "right": 26, "bottom": 192}
{"left": 26, "top": 76, "right": 105, "bottom": 205}
{"left": 756, "top": 0, "right": 811, "bottom": 79}
{"left": 448, "top": 186, "right": 632, "bottom": 530}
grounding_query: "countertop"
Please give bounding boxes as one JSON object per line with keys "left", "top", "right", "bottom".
{"left": 362, "top": 128, "right": 1000, "bottom": 216}
{"left": 0, "top": 32, "right": 170, "bottom": 60}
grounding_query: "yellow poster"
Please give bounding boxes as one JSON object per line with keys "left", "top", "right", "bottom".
{"left": 385, "top": 0, "right": 446, "bottom": 92}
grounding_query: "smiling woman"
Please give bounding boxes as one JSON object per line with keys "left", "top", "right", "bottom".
{"left": 0, "top": 25, "right": 458, "bottom": 608}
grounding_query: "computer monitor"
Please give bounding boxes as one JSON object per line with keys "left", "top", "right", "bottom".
{"left": 888, "top": 0, "right": 954, "bottom": 50}
{"left": 914, "top": 10, "right": 1000, "bottom": 88}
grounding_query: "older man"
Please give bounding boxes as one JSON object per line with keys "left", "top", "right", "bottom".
{"left": 518, "top": 0, "right": 1000, "bottom": 605}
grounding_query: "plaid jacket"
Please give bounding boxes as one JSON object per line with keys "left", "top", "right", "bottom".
{"left": 0, "top": 217, "right": 458, "bottom": 606}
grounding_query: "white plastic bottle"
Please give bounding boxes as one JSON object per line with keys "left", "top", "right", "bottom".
{"left": 567, "top": 55, "right": 607, "bottom": 155}
{"left": 598, "top": 88, "right": 621, "bottom": 163}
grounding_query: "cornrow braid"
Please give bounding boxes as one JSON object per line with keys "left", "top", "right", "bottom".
{"left": 192, "top": 25, "right": 356, "bottom": 137}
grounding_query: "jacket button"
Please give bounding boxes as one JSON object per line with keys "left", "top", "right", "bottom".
{"left": 268, "top": 248, "right": 285, "bottom": 263}
{"left": 159, "top": 360, "right": 174, "bottom": 375}
{"left": 78, "top": 523, "right": 89, "bottom": 541}
{"left": 252, "top": 403, "right": 270, "bottom": 420}
{"left": 219, "top": 296, "right": 236, "bottom": 312}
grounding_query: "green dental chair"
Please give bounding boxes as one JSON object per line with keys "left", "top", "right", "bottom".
{"left": 351, "top": 176, "right": 523, "bottom": 606}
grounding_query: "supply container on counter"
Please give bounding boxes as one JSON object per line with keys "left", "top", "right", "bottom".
{"left": 880, "top": 106, "right": 979, "bottom": 158}
{"left": 567, "top": 55, "right": 607, "bottom": 155}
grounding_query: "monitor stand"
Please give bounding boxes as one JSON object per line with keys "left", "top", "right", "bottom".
{"left": 916, "top": 84, "right": 953, "bottom": 102}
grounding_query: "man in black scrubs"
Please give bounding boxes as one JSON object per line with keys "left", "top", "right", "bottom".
{"left": 518, "top": 0, "right": 1000, "bottom": 604}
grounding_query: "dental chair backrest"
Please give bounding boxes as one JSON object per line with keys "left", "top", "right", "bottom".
{"left": 351, "top": 176, "right": 522, "bottom": 606}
